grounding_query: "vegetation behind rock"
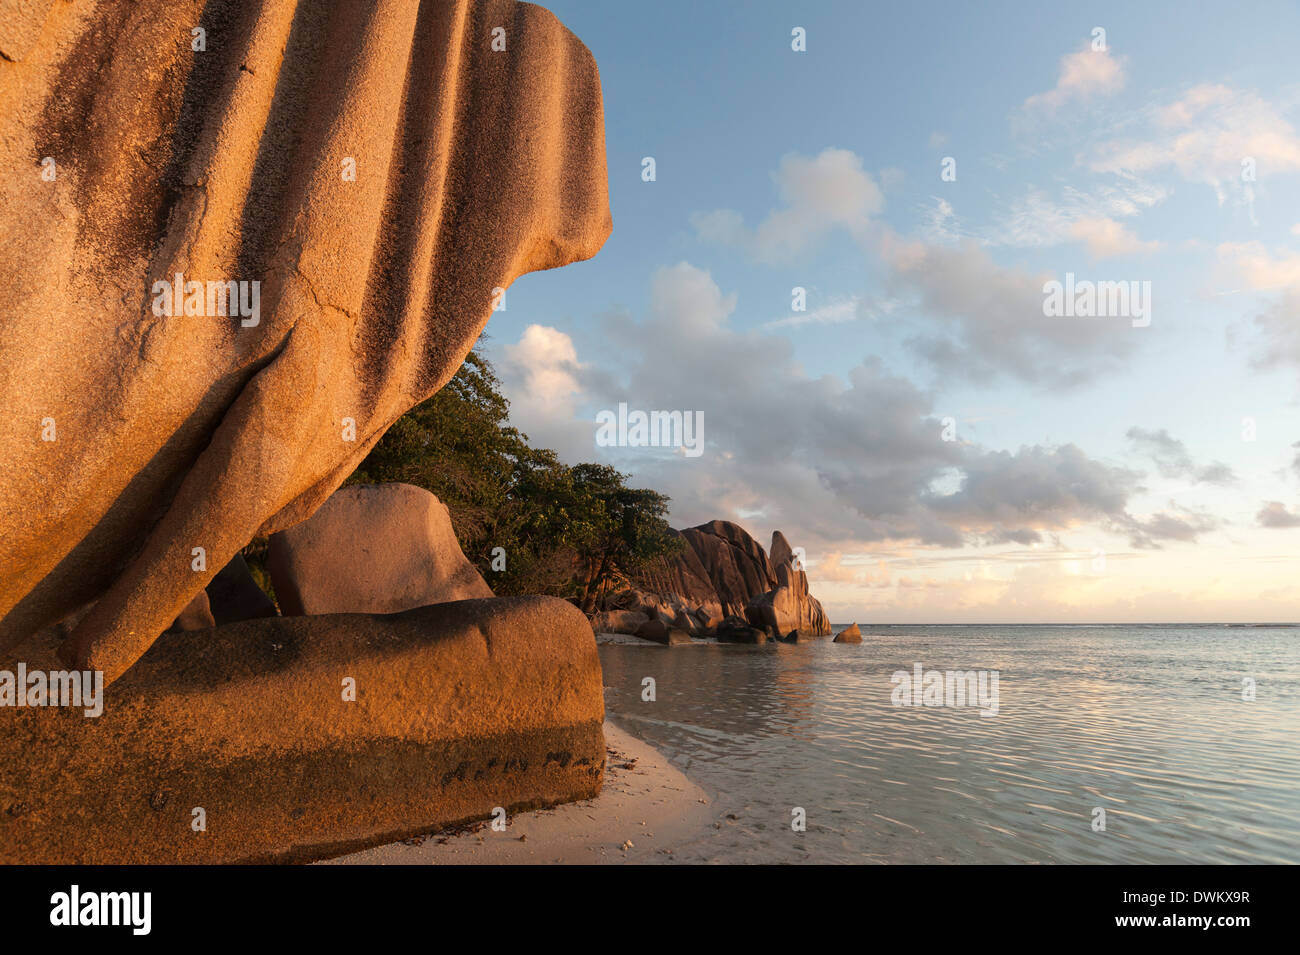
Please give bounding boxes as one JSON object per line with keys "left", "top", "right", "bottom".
{"left": 338, "top": 344, "right": 682, "bottom": 610}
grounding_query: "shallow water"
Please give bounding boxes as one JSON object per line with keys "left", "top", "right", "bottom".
{"left": 598, "top": 624, "right": 1300, "bottom": 864}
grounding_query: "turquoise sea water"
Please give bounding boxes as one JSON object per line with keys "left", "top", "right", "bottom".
{"left": 598, "top": 624, "right": 1300, "bottom": 864}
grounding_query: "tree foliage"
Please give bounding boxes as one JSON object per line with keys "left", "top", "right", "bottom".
{"left": 345, "top": 346, "right": 680, "bottom": 606}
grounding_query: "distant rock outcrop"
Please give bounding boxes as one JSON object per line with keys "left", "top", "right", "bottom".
{"left": 268, "top": 484, "right": 492, "bottom": 616}
{"left": 0, "top": 0, "right": 611, "bottom": 684}
{"left": 606, "top": 522, "right": 832, "bottom": 639}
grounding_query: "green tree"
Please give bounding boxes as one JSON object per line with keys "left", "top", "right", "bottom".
{"left": 562, "top": 463, "right": 679, "bottom": 613}
{"left": 345, "top": 345, "right": 679, "bottom": 606}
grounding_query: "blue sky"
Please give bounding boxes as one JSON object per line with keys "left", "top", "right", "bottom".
{"left": 485, "top": 0, "right": 1300, "bottom": 622}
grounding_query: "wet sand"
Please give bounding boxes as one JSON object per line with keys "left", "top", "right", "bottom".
{"left": 323, "top": 721, "right": 716, "bottom": 864}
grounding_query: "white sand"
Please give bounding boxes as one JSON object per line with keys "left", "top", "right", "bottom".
{"left": 322, "top": 721, "right": 716, "bottom": 864}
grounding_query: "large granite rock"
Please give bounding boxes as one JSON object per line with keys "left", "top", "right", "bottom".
{"left": 681, "top": 521, "right": 778, "bottom": 618}
{"left": 0, "top": 0, "right": 611, "bottom": 685}
{"left": 746, "top": 561, "right": 832, "bottom": 638}
{"left": 769, "top": 530, "right": 796, "bottom": 570}
{"left": 268, "top": 483, "right": 491, "bottom": 616}
{"left": 604, "top": 587, "right": 711, "bottom": 634}
{"left": 626, "top": 529, "right": 723, "bottom": 625}
{"left": 0, "top": 596, "right": 605, "bottom": 864}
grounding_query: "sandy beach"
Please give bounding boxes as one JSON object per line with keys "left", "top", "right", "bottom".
{"left": 323, "top": 721, "right": 716, "bottom": 865}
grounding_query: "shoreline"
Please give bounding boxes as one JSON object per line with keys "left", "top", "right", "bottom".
{"left": 322, "top": 720, "right": 716, "bottom": 865}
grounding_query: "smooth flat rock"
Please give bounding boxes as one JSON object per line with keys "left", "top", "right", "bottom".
{"left": 0, "top": 595, "right": 605, "bottom": 864}
{"left": 268, "top": 483, "right": 492, "bottom": 616}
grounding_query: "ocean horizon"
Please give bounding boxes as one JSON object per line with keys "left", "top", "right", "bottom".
{"left": 599, "top": 623, "right": 1300, "bottom": 864}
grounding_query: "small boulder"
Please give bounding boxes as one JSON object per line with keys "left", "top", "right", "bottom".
{"left": 590, "top": 610, "right": 649, "bottom": 635}
{"left": 833, "top": 622, "right": 862, "bottom": 644}
{"left": 714, "top": 619, "right": 767, "bottom": 645}
{"left": 634, "top": 618, "right": 693, "bottom": 646}
{"left": 268, "top": 483, "right": 493, "bottom": 616}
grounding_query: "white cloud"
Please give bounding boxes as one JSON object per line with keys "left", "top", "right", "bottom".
{"left": 1023, "top": 44, "right": 1126, "bottom": 114}
{"left": 495, "top": 263, "right": 1183, "bottom": 555}
{"left": 690, "top": 148, "right": 882, "bottom": 262}
{"left": 1216, "top": 241, "right": 1300, "bottom": 290}
{"left": 498, "top": 324, "right": 593, "bottom": 461}
{"left": 1069, "top": 217, "right": 1162, "bottom": 259}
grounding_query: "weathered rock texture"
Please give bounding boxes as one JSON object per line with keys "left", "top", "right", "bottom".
{"left": 682, "top": 521, "right": 778, "bottom": 619}
{"left": 606, "top": 521, "right": 831, "bottom": 638}
{"left": 268, "top": 483, "right": 491, "bottom": 616}
{"left": 0, "top": 0, "right": 611, "bottom": 684}
{"left": 0, "top": 596, "right": 605, "bottom": 864}
{"left": 746, "top": 560, "right": 832, "bottom": 638}
{"left": 621, "top": 529, "right": 722, "bottom": 625}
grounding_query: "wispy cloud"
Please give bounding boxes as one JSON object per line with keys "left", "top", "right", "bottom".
{"left": 761, "top": 294, "right": 900, "bottom": 331}
{"left": 1126, "top": 427, "right": 1235, "bottom": 484}
{"left": 985, "top": 182, "right": 1168, "bottom": 249}
{"left": 1090, "top": 84, "right": 1300, "bottom": 208}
